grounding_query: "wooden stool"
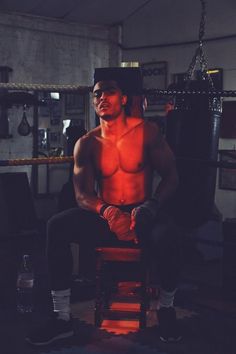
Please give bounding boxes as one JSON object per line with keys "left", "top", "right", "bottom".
{"left": 94, "top": 246, "right": 149, "bottom": 330}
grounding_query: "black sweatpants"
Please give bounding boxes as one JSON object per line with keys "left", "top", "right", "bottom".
{"left": 46, "top": 206, "right": 183, "bottom": 292}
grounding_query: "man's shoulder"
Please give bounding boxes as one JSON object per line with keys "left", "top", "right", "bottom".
{"left": 79, "top": 126, "right": 101, "bottom": 142}
{"left": 126, "top": 116, "right": 144, "bottom": 131}
{"left": 142, "top": 119, "right": 161, "bottom": 133}
{"left": 134, "top": 119, "right": 162, "bottom": 145}
{"left": 127, "top": 117, "right": 160, "bottom": 133}
{"left": 74, "top": 126, "right": 101, "bottom": 153}
{"left": 127, "top": 116, "right": 143, "bottom": 124}
{"left": 89, "top": 125, "right": 101, "bottom": 135}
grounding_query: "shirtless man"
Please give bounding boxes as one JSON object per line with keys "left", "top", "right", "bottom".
{"left": 26, "top": 76, "right": 182, "bottom": 345}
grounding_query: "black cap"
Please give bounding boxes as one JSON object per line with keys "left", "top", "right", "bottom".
{"left": 94, "top": 67, "right": 143, "bottom": 95}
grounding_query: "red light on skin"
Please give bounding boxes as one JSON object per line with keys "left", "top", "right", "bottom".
{"left": 96, "top": 119, "right": 148, "bottom": 209}
{"left": 93, "top": 80, "right": 152, "bottom": 215}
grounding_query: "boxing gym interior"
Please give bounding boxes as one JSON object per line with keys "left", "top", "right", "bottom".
{"left": 0, "top": 0, "right": 236, "bottom": 353}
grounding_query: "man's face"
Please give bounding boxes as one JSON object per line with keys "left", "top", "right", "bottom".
{"left": 93, "top": 80, "right": 127, "bottom": 120}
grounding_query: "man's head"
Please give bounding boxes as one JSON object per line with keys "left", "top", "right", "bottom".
{"left": 93, "top": 67, "right": 143, "bottom": 120}
{"left": 92, "top": 80, "right": 127, "bottom": 120}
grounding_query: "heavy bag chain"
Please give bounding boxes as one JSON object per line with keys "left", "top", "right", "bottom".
{"left": 185, "top": 0, "right": 214, "bottom": 88}
{"left": 171, "top": 0, "right": 222, "bottom": 114}
{"left": 144, "top": 0, "right": 236, "bottom": 99}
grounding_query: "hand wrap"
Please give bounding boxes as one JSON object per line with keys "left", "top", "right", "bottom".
{"left": 101, "top": 205, "right": 136, "bottom": 241}
{"left": 131, "top": 197, "right": 160, "bottom": 230}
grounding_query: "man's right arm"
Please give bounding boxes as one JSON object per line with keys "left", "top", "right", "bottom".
{"left": 73, "top": 135, "right": 105, "bottom": 214}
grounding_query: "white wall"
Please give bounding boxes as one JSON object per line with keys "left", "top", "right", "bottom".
{"left": 122, "top": 0, "right": 236, "bottom": 220}
{"left": 0, "top": 12, "right": 120, "bottom": 199}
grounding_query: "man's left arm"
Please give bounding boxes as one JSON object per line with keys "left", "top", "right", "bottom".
{"left": 130, "top": 123, "right": 178, "bottom": 230}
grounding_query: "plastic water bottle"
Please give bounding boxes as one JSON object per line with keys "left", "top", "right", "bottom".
{"left": 16, "top": 255, "right": 34, "bottom": 314}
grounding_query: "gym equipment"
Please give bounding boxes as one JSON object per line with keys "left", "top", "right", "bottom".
{"left": 165, "top": 0, "right": 222, "bottom": 228}
{"left": 166, "top": 80, "right": 222, "bottom": 228}
{"left": 17, "top": 105, "right": 31, "bottom": 136}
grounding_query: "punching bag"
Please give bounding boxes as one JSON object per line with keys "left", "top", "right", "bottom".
{"left": 166, "top": 80, "right": 222, "bottom": 228}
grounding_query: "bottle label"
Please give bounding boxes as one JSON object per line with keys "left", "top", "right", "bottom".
{"left": 17, "top": 274, "right": 34, "bottom": 288}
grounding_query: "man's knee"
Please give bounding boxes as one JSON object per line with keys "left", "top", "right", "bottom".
{"left": 47, "top": 213, "right": 61, "bottom": 235}
{"left": 47, "top": 211, "right": 72, "bottom": 246}
{"left": 150, "top": 223, "right": 183, "bottom": 268}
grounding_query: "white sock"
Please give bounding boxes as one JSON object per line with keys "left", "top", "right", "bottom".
{"left": 51, "top": 288, "right": 71, "bottom": 321}
{"left": 157, "top": 288, "right": 176, "bottom": 309}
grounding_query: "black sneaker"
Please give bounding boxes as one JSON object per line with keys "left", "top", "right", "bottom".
{"left": 26, "top": 314, "right": 74, "bottom": 346}
{"left": 157, "top": 307, "right": 182, "bottom": 343}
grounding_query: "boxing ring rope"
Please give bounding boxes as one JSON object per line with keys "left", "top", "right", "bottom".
{"left": 0, "top": 156, "right": 74, "bottom": 166}
{"left": 0, "top": 82, "right": 91, "bottom": 93}
{"left": 1, "top": 81, "right": 236, "bottom": 97}
{"left": 0, "top": 156, "right": 235, "bottom": 168}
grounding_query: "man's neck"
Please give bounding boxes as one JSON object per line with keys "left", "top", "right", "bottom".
{"left": 100, "top": 114, "right": 129, "bottom": 142}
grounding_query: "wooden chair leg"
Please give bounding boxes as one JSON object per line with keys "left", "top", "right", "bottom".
{"left": 94, "top": 247, "right": 149, "bottom": 329}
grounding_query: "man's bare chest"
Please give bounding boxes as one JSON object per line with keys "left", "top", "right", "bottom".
{"left": 94, "top": 134, "right": 147, "bottom": 177}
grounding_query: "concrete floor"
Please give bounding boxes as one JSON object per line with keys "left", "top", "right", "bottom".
{"left": 1, "top": 256, "right": 236, "bottom": 354}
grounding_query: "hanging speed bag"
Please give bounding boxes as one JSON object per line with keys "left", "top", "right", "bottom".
{"left": 166, "top": 80, "right": 222, "bottom": 228}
